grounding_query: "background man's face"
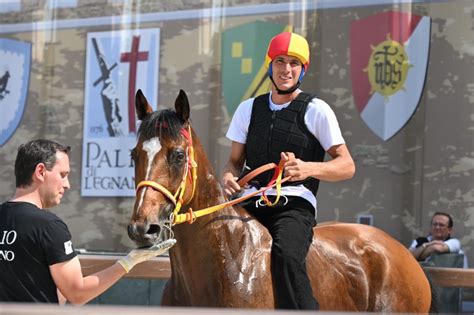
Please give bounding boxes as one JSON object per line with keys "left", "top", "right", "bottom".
{"left": 430, "top": 214, "right": 452, "bottom": 241}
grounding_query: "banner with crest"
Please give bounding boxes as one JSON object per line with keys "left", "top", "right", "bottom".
{"left": 221, "top": 21, "right": 290, "bottom": 116}
{"left": 350, "top": 11, "right": 431, "bottom": 141}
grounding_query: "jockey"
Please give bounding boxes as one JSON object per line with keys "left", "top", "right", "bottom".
{"left": 222, "top": 31, "right": 355, "bottom": 310}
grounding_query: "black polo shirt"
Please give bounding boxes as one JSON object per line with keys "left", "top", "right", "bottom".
{"left": 0, "top": 201, "right": 76, "bottom": 303}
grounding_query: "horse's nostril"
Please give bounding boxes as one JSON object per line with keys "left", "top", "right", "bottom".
{"left": 147, "top": 224, "right": 161, "bottom": 235}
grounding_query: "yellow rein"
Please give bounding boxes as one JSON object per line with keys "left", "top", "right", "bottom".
{"left": 173, "top": 167, "right": 290, "bottom": 224}
{"left": 136, "top": 125, "right": 288, "bottom": 225}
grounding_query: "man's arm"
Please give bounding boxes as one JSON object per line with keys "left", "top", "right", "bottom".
{"left": 57, "top": 288, "right": 67, "bottom": 305}
{"left": 424, "top": 240, "right": 450, "bottom": 257}
{"left": 222, "top": 141, "right": 246, "bottom": 197}
{"left": 410, "top": 241, "right": 450, "bottom": 261}
{"left": 282, "top": 143, "right": 355, "bottom": 182}
{"left": 410, "top": 244, "right": 428, "bottom": 260}
{"left": 50, "top": 239, "right": 176, "bottom": 305}
{"left": 444, "top": 238, "right": 461, "bottom": 253}
{"left": 50, "top": 256, "right": 126, "bottom": 305}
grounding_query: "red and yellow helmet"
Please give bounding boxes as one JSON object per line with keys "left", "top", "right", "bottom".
{"left": 265, "top": 32, "right": 310, "bottom": 71}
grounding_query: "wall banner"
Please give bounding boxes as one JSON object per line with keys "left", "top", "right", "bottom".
{"left": 0, "top": 38, "right": 31, "bottom": 147}
{"left": 81, "top": 28, "right": 160, "bottom": 196}
{"left": 350, "top": 11, "right": 431, "bottom": 141}
{"left": 221, "top": 21, "right": 288, "bottom": 116}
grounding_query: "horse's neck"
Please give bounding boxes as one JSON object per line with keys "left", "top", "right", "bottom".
{"left": 176, "top": 140, "right": 246, "bottom": 251}
{"left": 169, "top": 140, "right": 274, "bottom": 305}
{"left": 188, "top": 136, "right": 231, "bottom": 216}
{"left": 169, "top": 143, "right": 244, "bottom": 300}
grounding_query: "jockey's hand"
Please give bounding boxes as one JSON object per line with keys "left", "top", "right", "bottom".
{"left": 118, "top": 239, "right": 176, "bottom": 273}
{"left": 222, "top": 172, "right": 241, "bottom": 197}
{"left": 281, "top": 152, "right": 311, "bottom": 181}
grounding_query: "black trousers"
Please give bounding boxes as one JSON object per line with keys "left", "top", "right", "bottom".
{"left": 243, "top": 196, "right": 318, "bottom": 310}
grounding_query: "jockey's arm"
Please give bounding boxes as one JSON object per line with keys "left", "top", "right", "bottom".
{"left": 282, "top": 143, "right": 355, "bottom": 182}
{"left": 222, "top": 141, "right": 246, "bottom": 197}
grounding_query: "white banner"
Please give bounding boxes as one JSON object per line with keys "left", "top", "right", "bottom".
{"left": 81, "top": 28, "right": 160, "bottom": 196}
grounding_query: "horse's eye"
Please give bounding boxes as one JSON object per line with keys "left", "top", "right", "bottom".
{"left": 171, "top": 150, "right": 186, "bottom": 165}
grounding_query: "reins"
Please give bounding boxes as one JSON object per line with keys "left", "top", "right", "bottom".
{"left": 136, "top": 125, "right": 291, "bottom": 225}
{"left": 173, "top": 160, "right": 291, "bottom": 224}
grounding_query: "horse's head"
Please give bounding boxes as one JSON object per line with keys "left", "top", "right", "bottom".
{"left": 128, "top": 89, "right": 195, "bottom": 247}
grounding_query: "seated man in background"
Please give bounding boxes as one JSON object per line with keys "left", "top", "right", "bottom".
{"left": 409, "top": 212, "right": 467, "bottom": 267}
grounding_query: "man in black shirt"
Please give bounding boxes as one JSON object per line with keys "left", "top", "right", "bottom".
{"left": 0, "top": 139, "right": 175, "bottom": 304}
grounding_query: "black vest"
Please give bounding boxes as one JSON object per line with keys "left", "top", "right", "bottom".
{"left": 245, "top": 92, "right": 326, "bottom": 196}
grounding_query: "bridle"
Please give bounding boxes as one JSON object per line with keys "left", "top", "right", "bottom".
{"left": 135, "top": 124, "right": 291, "bottom": 226}
{"left": 136, "top": 125, "right": 197, "bottom": 225}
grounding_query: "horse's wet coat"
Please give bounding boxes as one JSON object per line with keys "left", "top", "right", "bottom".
{"left": 127, "top": 89, "right": 433, "bottom": 311}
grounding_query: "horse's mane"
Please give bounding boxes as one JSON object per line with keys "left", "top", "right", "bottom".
{"left": 138, "top": 109, "right": 184, "bottom": 141}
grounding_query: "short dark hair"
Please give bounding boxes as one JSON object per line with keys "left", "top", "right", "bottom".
{"left": 15, "top": 139, "right": 71, "bottom": 188}
{"left": 431, "top": 211, "right": 453, "bottom": 228}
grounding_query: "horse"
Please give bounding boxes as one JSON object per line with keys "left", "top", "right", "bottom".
{"left": 127, "top": 89, "right": 433, "bottom": 311}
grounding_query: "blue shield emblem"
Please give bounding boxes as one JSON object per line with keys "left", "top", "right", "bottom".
{"left": 0, "top": 38, "right": 31, "bottom": 146}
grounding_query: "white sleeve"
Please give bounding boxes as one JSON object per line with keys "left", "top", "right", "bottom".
{"left": 444, "top": 238, "right": 461, "bottom": 253}
{"left": 408, "top": 239, "right": 418, "bottom": 250}
{"left": 304, "top": 98, "right": 345, "bottom": 151}
{"left": 225, "top": 98, "right": 254, "bottom": 144}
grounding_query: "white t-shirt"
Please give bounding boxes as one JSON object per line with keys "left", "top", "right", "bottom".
{"left": 226, "top": 90, "right": 345, "bottom": 214}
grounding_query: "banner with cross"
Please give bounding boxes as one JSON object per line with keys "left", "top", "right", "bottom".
{"left": 81, "top": 28, "right": 160, "bottom": 196}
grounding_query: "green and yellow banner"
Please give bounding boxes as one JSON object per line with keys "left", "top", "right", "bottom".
{"left": 221, "top": 21, "right": 290, "bottom": 115}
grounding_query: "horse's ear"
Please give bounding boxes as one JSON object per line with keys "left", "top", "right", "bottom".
{"left": 135, "top": 89, "right": 153, "bottom": 121}
{"left": 175, "top": 89, "right": 190, "bottom": 122}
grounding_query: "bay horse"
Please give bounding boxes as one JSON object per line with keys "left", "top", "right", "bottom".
{"left": 127, "top": 89, "right": 432, "bottom": 311}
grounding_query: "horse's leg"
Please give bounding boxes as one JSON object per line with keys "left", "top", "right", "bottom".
{"left": 306, "top": 235, "right": 370, "bottom": 311}
{"left": 160, "top": 280, "right": 178, "bottom": 306}
{"left": 307, "top": 225, "right": 400, "bottom": 311}
{"left": 372, "top": 254, "right": 431, "bottom": 312}
{"left": 344, "top": 231, "right": 431, "bottom": 312}
{"left": 346, "top": 237, "right": 431, "bottom": 312}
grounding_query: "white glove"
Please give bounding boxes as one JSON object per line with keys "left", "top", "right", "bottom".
{"left": 118, "top": 238, "right": 176, "bottom": 273}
